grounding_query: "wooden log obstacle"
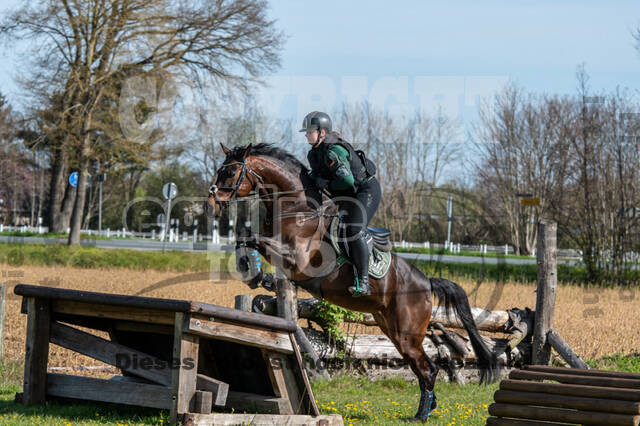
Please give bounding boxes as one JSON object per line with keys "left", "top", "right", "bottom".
{"left": 240, "top": 221, "right": 584, "bottom": 384}
{"left": 487, "top": 365, "right": 640, "bottom": 425}
{"left": 14, "top": 284, "right": 343, "bottom": 425}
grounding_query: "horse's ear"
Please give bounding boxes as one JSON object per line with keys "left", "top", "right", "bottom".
{"left": 242, "top": 144, "right": 252, "bottom": 160}
{"left": 220, "top": 143, "right": 231, "bottom": 155}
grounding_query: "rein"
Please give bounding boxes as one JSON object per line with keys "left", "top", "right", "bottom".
{"left": 210, "top": 157, "right": 339, "bottom": 251}
{"left": 209, "top": 160, "right": 264, "bottom": 202}
{"left": 210, "top": 158, "right": 338, "bottom": 221}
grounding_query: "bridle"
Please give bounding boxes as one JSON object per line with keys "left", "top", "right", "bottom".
{"left": 209, "top": 157, "right": 312, "bottom": 203}
{"left": 209, "top": 159, "right": 264, "bottom": 203}
{"left": 209, "top": 156, "right": 338, "bottom": 219}
{"left": 209, "top": 155, "right": 338, "bottom": 251}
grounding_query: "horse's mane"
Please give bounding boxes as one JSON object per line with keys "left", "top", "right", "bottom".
{"left": 227, "top": 143, "right": 310, "bottom": 176}
{"left": 226, "top": 143, "right": 322, "bottom": 205}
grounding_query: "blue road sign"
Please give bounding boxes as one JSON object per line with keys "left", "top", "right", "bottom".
{"left": 69, "top": 172, "right": 78, "bottom": 187}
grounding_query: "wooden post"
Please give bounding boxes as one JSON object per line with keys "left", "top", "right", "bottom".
{"left": 234, "top": 295, "right": 252, "bottom": 312}
{"left": 533, "top": 220, "right": 557, "bottom": 365}
{"left": 170, "top": 312, "right": 199, "bottom": 424}
{"left": 276, "top": 269, "right": 298, "bottom": 322}
{"left": 23, "top": 297, "right": 51, "bottom": 404}
{"left": 547, "top": 329, "right": 589, "bottom": 369}
{"left": 272, "top": 270, "right": 330, "bottom": 379}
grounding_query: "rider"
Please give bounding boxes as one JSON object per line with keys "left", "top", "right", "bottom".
{"left": 300, "top": 111, "right": 381, "bottom": 297}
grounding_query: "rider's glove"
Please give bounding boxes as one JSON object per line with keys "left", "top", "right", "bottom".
{"left": 315, "top": 176, "right": 330, "bottom": 190}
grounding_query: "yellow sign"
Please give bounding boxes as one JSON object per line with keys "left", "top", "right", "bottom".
{"left": 520, "top": 197, "right": 540, "bottom": 206}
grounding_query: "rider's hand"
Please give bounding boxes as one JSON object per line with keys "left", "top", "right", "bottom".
{"left": 315, "top": 177, "right": 330, "bottom": 190}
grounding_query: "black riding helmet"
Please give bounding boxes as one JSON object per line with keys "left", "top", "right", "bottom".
{"left": 299, "top": 111, "right": 332, "bottom": 133}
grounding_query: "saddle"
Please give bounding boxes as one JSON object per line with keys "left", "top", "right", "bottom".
{"left": 327, "top": 217, "right": 392, "bottom": 279}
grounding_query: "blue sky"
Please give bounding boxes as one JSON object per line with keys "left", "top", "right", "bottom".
{"left": 1, "top": 1, "right": 639, "bottom": 130}
{"left": 268, "top": 0, "right": 640, "bottom": 87}
{"left": 256, "top": 0, "right": 640, "bottom": 125}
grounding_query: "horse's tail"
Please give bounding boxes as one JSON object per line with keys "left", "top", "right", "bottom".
{"left": 429, "top": 277, "right": 499, "bottom": 384}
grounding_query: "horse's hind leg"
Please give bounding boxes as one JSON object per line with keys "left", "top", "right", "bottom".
{"left": 377, "top": 310, "right": 439, "bottom": 421}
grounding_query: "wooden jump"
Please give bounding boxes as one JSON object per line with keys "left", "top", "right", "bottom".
{"left": 14, "top": 284, "right": 342, "bottom": 425}
{"left": 487, "top": 365, "right": 640, "bottom": 425}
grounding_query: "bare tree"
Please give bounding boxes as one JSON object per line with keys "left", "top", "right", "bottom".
{"left": 560, "top": 67, "right": 640, "bottom": 282}
{"left": 333, "top": 101, "right": 464, "bottom": 241}
{"left": 411, "top": 106, "right": 462, "bottom": 187}
{"left": 473, "top": 84, "right": 572, "bottom": 254}
{"left": 0, "top": 94, "right": 35, "bottom": 225}
{"left": 182, "top": 96, "right": 292, "bottom": 185}
{"left": 409, "top": 106, "right": 462, "bottom": 240}
{"left": 1, "top": 0, "right": 284, "bottom": 244}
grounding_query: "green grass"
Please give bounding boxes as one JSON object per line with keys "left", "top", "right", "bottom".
{"left": 586, "top": 352, "right": 640, "bottom": 373}
{"left": 0, "top": 394, "right": 169, "bottom": 425}
{"left": 1, "top": 362, "right": 169, "bottom": 426}
{"left": 314, "top": 374, "right": 497, "bottom": 425}
{"left": 0, "top": 231, "right": 113, "bottom": 240}
{"left": 0, "top": 361, "right": 496, "bottom": 426}
{"left": 1, "top": 354, "right": 639, "bottom": 425}
{"left": 0, "top": 242, "right": 229, "bottom": 273}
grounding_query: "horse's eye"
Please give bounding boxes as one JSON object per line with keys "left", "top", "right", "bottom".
{"left": 209, "top": 185, "right": 217, "bottom": 194}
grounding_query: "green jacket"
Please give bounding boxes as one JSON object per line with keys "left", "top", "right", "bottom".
{"left": 307, "top": 133, "right": 370, "bottom": 195}
{"left": 309, "top": 144, "right": 354, "bottom": 192}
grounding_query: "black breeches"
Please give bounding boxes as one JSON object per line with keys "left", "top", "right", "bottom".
{"left": 334, "top": 177, "right": 381, "bottom": 280}
{"left": 335, "top": 177, "right": 382, "bottom": 239}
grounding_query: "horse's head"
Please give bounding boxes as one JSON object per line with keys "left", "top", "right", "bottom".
{"left": 205, "top": 143, "right": 263, "bottom": 218}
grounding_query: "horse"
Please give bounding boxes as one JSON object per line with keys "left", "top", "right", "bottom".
{"left": 205, "top": 142, "right": 498, "bottom": 421}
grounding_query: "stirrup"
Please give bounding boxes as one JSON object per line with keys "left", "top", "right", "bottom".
{"left": 348, "top": 276, "right": 370, "bottom": 297}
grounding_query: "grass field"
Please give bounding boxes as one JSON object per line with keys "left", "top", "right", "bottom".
{"left": 0, "top": 367, "right": 500, "bottom": 425}
{"left": 1, "top": 358, "right": 638, "bottom": 425}
{"left": 0, "top": 364, "right": 499, "bottom": 425}
{"left": 0, "top": 247, "right": 639, "bottom": 425}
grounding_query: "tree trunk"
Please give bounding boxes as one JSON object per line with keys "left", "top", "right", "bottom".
{"left": 68, "top": 135, "right": 91, "bottom": 245}
{"left": 58, "top": 182, "right": 76, "bottom": 232}
{"left": 252, "top": 295, "right": 523, "bottom": 333}
{"left": 48, "top": 145, "right": 70, "bottom": 232}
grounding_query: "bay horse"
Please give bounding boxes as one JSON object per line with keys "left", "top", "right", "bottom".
{"left": 205, "top": 143, "right": 498, "bottom": 421}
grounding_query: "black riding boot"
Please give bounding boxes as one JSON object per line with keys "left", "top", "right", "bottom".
{"left": 347, "top": 235, "right": 371, "bottom": 297}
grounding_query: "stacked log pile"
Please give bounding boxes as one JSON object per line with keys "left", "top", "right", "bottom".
{"left": 487, "top": 366, "right": 640, "bottom": 425}
{"left": 249, "top": 295, "right": 536, "bottom": 383}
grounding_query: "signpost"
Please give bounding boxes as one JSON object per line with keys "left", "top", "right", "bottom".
{"left": 516, "top": 192, "right": 540, "bottom": 206}
{"left": 520, "top": 197, "right": 541, "bottom": 207}
{"left": 446, "top": 196, "right": 453, "bottom": 248}
{"left": 97, "top": 173, "right": 106, "bottom": 231}
{"left": 161, "top": 183, "right": 178, "bottom": 246}
{"left": 69, "top": 172, "right": 78, "bottom": 188}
